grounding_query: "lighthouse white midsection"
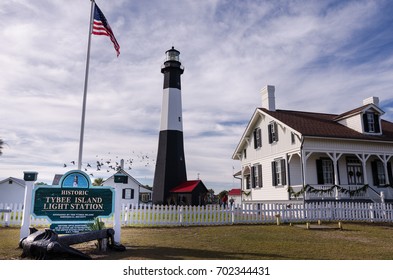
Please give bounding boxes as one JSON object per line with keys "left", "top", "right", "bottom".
{"left": 160, "top": 88, "right": 183, "bottom": 131}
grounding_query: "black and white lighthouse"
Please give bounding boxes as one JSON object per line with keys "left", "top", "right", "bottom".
{"left": 152, "top": 47, "right": 187, "bottom": 204}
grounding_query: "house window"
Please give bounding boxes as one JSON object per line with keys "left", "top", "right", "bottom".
{"left": 122, "top": 188, "right": 135, "bottom": 199}
{"left": 253, "top": 127, "right": 262, "bottom": 149}
{"left": 268, "top": 122, "right": 278, "bottom": 143}
{"left": 139, "top": 193, "right": 151, "bottom": 202}
{"left": 245, "top": 176, "right": 251, "bottom": 190}
{"left": 316, "top": 159, "right": 334, "bottom": 185}
{"left": 272, "top": 159, "right": 286, "bottom": 186}
{"left": 243, "top": 167, "right": 251, "bottom": 190}
{"left": 363, "top": 112, "right": 380, "bottom": 133}
{"left": 251, "top": 164, "right": 263, "bottom": 188}
{"left": 367, "top": 113, "right": 375, "bottom": 132}
{"left": 346, "top": 157, "right": 363, "bottom": 185}
{"left": 371, "top": 160, "right": 386, "bottom": 186}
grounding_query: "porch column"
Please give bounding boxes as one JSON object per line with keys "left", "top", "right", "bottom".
{"left": 328, "top": 152, "right": 342, "bottom": 185}
{"left": 356, "top": 153, "right": 370, "bottom": 185}
{"left": 327, "top": 152, "right": 342, "bottom": 199}
{"left": 302, "top": 151, "right": 313, "bottom": 200}
{"left": 240, "top": 167, "right": 244, "bottom": 190}
{"left": 301, "top": 150, "right": 312, "bottom": 186}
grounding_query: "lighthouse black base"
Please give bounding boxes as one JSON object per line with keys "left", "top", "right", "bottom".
{"left": 153, "top": 130, "right": 187, "bottom": 204}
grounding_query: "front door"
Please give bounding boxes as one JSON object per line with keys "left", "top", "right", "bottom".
{"left": 347, "top": 158, "right": 364, "bottom": 185}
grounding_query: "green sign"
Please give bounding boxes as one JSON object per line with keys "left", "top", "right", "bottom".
{"left": 32, "top": 170, "right": 114, "bottom": 224}
{"left": 33, "top": 187, "right": 114, "bottom": 222}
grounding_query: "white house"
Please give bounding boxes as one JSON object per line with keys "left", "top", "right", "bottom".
{"left": 228, "top": 188, "right": 242, "bottom": 206}
{"left": 0, "top": 177, "right": 26, "bottom": 204}
{"left": 103, "top": 169, "right": 152, "bottom": 206}
{"left": 232, "top": 85, "right": 393, "bottom": 203}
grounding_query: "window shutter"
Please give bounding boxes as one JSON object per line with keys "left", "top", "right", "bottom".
{"left": 131, "top": 189, "right": 135, "bottom": 199}
{"left": 253, "top": 128, "right": 261, "bottom": 148}
{"left": 271, "top": 161, "right": 277, "bottom": 186}
{"left": 274, "top": 122, "right": 279, "bottom": 142}
{"left": 253, "top": 129, "right": 257, "bottom": 148}
{"left": 374, "top": 114, "right": 381, "bottom": 133}
{"left": 371, "top": 161, "right": 379, "bottom": 186}
{"left": 280, "top": 159, "right": 286, "bottom": 185}
{"left": 316, "top": 159, "right": 324, "bottom": 184}
{"left": 251, "top": 166, "right": 256, "bottom": 188}
{"left": 363, "top": 113, "right": 369, "bottom": 132}
{"left": 258, "top": 164, "right": 263, "bottom": 188}
{"left": 268, "top": 124, "right": 273, "bottom": 144}
{"left": 122, "top": 189, "right": 126, "bottom": 199}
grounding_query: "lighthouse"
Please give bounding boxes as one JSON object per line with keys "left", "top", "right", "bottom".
{"left": 152, "top": 47, "right": 187, "bottom": 204}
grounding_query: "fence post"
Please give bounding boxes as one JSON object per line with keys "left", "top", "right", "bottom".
{"left": 123, "top": 204, "right": 128, "bottom": 224}
{"left": 380, "top": 191, "right": 385, "bottom": 204}
{"left": 231, "top": 204, "right": 235, "bottom": 224}
{"left": 369, "top": 203, "right": 374, "bottom": 222}
{"left": 4, "top": 206, "right": 10, "bottom": 227}
{"left": 179, "top": 206, "right": 183, "bottom": 225}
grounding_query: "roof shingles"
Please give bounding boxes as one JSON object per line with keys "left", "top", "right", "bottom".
{"left": 260, "top": 108, "right": 393, "bottom": 142}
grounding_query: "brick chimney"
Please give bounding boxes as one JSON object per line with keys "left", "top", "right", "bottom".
{"left": 261, "top": 85, "right": 275, "bottom": 111}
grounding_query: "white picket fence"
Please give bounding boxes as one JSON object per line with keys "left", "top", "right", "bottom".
{"left": 1, "top": 201, "right": 393, "bottom": 228}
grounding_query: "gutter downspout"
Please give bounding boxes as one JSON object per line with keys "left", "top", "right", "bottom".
{"left": 300, "top": 136, "right": 305, "bottom": 205}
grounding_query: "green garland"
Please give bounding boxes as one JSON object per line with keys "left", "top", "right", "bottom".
{"left": 288, "top": 184, "right": 370, "bottom": 198}
{"left": 242, "top": 190, "right": 251, "bottom": 196}
{"left": 244, "top": 184, "right": 393, "bottom": 198}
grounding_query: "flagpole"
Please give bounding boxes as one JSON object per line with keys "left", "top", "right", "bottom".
{"left": 78, "top": 0, "right": 95, "bottom": 170}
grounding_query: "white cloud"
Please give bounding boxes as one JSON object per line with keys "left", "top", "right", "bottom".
{"left": 1, "top": 0, "right": 393, "bottom": 194}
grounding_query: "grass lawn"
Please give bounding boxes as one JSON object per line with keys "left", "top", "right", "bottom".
{"left": 1, "top": 222, "right": 393, "bottom": 260}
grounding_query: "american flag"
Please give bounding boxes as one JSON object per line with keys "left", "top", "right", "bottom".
{"left": 92, "top": 4, "right": 120, "bottom": 57}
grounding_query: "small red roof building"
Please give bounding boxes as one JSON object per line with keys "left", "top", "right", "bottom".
{"left": 228, "top": 188, "right": 242, "bottom": 196}
{"left": 170, "top": 180, "right": 202, "bottom": 193}
{"left": 169, "top": 180, "right": 208, "bottom": 205}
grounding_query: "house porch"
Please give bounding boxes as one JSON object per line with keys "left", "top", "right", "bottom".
{"left": 288, "top": 150, "right": 393, "bottom": 202}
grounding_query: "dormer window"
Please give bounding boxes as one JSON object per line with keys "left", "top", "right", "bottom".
{"left": 367, "top": 113, "right": 375, "bottom": 132}
{"left": 363, "top": 111, "right": 381, "bottom": 133}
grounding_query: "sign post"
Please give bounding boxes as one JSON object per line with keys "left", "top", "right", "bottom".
{"left": 20, "top": 172, "right": 38, "bottom": 240}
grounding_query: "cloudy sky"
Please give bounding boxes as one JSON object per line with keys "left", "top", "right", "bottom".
{"left": 1, "top": 0, "right": 393, "bottom": 193}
